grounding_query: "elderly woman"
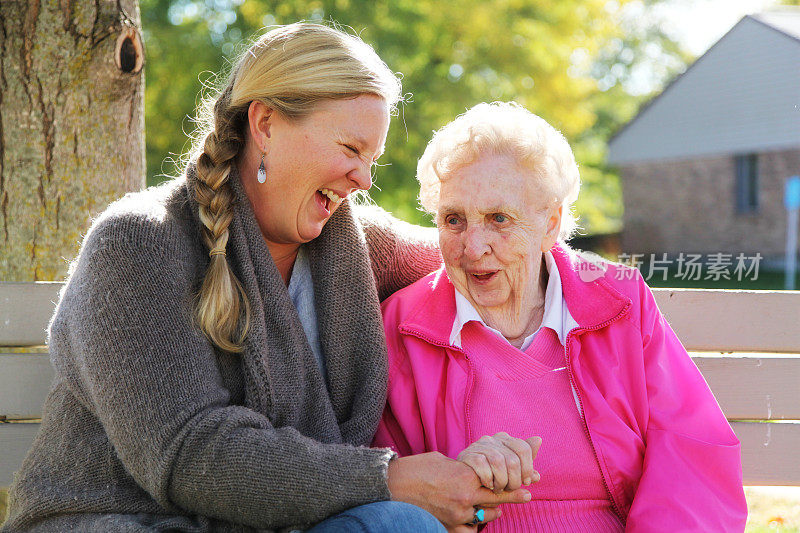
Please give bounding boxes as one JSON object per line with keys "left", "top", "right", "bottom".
{"left": 374, "top": 102, "right": 748, "bottom": 531}
{"left": 3, "top": 25, "right": 531, "bottom": 533}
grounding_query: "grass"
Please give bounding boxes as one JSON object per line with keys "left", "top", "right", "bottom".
{"left": 2, "top": 486, "right": 798, "bottom": 529}
{"left": 746, "top": 487, "right": 800, "bottom": 532}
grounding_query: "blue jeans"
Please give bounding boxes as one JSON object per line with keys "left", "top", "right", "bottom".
{"left": 306, "top": 501, "right": 446, "bottom": 533}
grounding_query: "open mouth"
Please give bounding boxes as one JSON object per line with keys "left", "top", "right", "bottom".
{"left": 470, "top": 271, "right": 498, "bottom": 282}
{"left": 316, "top": 190, "right": 330, "bottom": 211}
{"left": 317, "top": 188, "right": 342, "bottom": 212}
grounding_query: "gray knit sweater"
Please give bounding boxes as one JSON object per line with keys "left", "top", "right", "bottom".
{"left": 2, "top": 165, "right": 440, "bottom": 532}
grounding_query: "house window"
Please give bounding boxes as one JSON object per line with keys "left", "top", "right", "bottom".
{"left": 735, "top": 154, "right": 758, "bottom": 213}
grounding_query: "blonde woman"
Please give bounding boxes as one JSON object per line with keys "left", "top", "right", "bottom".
{"left": 2, "top": 25, "right": 531, "bottom": 533}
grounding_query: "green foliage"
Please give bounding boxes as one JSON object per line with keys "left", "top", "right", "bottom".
{"left": 140, "top": 0, "right": 690, "bottom": 232}
{"left": 141, "top": 0, "right": 229, "bottom": 181}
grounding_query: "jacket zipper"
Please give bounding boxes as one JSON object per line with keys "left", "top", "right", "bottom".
{"left": 564, "top": 306, "right": 630, "bottom": 524}
{"left": 398, "top": 328, "right": 475, "bottom": 450}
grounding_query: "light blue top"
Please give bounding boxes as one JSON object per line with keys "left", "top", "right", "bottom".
{"left": 287, "top": 246, "right": 326, "bottom": 378}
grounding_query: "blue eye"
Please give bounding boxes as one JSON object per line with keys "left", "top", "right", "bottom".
{"left": 493, "top": 214, "right": 507, "bottom": 223}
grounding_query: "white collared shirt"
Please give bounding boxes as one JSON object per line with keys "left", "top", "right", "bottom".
{"left": 449, "top": 251, "right": 578, "bottom": 350}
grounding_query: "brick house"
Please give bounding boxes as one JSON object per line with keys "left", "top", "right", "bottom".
{"left": 607, "top": 9, "right": 800, "bottom": 259}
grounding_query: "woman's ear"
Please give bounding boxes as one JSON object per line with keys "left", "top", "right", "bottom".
{"left": 541, "top": 204, "right": 563, "bottom": 253}
{"left": 247, "top": 101, "right": 273, "bottom": 152}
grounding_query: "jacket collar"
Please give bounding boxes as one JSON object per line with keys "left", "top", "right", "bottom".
{"left": 550, "top": 243, "right": 632, "bottom": 330}
{"left": 399, "top": 243, "right": 631, "bottom": 345}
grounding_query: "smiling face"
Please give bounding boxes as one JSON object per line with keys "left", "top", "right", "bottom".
{"left": 242, "top": 94, "right": 390, "bottom": 249}
{"left": 437, "top": 153, "right": 562, "bottom": 338}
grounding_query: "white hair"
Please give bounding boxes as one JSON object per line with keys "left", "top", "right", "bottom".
{"left": 416, "top": 101, "right": 580, "bottom": 240}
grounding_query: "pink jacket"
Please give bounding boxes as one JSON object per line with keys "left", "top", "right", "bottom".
{"left": 375, "top": 244, "right": 747, "bottom": 532}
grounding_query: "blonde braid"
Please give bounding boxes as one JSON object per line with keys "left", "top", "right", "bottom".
{"left": 193, "top": 92, "right": 251, "bottom": 353}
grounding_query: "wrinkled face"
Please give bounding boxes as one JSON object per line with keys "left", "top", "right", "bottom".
{"left": 251, "top": 94, "right": 390, "bottom": 246}
{"left": 437, "top": 154, "right": 560, "bottom": 312}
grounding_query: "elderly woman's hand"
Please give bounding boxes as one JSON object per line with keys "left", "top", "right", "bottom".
{"left": 456, "top": 433, "right": 542, "bottom": 493}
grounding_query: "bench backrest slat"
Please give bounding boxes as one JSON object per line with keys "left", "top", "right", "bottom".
{"left": 0, "top": 354, "right": 55, "bottom": 419}
{"left": 0, "top": 283, "right": 62, "bottom": 346}
{"left": 0, "top": 424, "right": 40, "bottom": 487}
{"left": 733, "top": 421, "right": 800, "bottom": 485}
{"left": 692, "top": 355, "right": 800, "bottom": 420}
{"left": 5, "top": 353, "right": 791, "bottom": 421}
{"left": 2, "top": 422, "right": 797, "bottom": 487}
{"left": 653, "top": 289, "right": 800, "bottom": 353}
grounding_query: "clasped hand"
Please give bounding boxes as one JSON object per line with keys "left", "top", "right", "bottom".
{"left": 457, "top": 432, "right": 542, "bottom": 493}
{"left": 388, "top": 433, "right": 541, "bottom": 531}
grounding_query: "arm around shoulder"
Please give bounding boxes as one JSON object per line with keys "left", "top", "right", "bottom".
{"left": 355, "top": 204, "right": 441, "bottom": 300}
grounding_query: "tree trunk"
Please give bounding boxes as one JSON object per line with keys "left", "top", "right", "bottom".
{"left": 0, "top": 0, "right": 144, "bottom": 281}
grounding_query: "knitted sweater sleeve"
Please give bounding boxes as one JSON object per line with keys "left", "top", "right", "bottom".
{"left": 50, "top": 214, "right": 393, "bottom": 530}
{"left": 355, "top": 204, "right": 442, "bottom": 301}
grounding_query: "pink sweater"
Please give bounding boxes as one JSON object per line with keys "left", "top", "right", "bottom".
{"left": 375, "top": 244, "right": 747, "bottom": 532}
{"left": 459, "top": 321, "right": 623, "bottom": 531}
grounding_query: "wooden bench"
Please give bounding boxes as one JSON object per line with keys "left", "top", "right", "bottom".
{"left": 2, "top": 283, "right": 799, "bottom": 509}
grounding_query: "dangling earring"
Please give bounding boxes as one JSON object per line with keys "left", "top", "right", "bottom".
{"left": 257, "top": 152, "right": 267, "bottom": 184}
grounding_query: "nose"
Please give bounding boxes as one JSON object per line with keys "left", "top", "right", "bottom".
{"left": 463, "top": 226, "right": 491, "bottom": 261}
{"left": 347, "top": 160, "right": 373, "bottom": 191}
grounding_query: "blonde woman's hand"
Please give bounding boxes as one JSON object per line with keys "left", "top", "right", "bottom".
{"left": 456, "top": 433, "right": 542, "bottom": 493}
